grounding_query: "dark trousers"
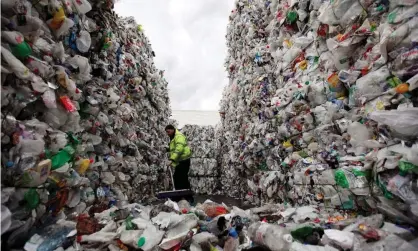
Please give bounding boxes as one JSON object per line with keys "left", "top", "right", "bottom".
{"left": 173, "top": 159, "right": 193, "bottom": 202}
{"left": 173, "top": 158, "right": 191, "bottom": 189}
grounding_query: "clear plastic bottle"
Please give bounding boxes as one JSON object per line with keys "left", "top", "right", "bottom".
{"left": 139, "top": 226, "right": 164, "bottom": 251}
{"left": 25, "top": 227, "right": 73, "bottom": 251}
{"left": 78, "top": 231, "right": 118, "bottom": 243}
{"left": 248, "top": 222, "right": 293, "bottom": 251}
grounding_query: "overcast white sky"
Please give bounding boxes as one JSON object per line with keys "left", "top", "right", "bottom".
{"left": 115, "top": 0, "right": 235, "bottom": 111}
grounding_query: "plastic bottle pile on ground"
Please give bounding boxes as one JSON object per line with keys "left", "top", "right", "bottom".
{"left": 12, "top": 198, "right": 418, "bottom": 251}
{"left": 181, "top": 125, "right": 221, "bottom": 195}
{"left": 219, "top": 0, "right": 418, "bottom": 212}
{"left": 1, "top": 0, "right": 172, "bottom": 248}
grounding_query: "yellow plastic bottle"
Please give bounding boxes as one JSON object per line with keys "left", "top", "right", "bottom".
{"left": 49, "top": 7, "right": 66, "bottom": 30}
{"left": 77, "top": 159, "right": 91, "bottom": 174}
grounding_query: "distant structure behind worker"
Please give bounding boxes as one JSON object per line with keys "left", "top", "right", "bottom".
{"left": 171, "top": 110, "right": 220, "bottom": 128}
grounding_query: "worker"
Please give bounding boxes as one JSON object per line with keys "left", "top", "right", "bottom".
{"left": 165, "top": 125, "right": 193, "bottom": 201}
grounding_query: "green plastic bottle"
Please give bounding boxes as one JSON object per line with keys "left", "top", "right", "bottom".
{"left": 291, "top": 226, "right": 324, "bottom": 243}
{"left": 377, "top": 179, "right": 393, "bottom": 199}
{"left": 24, "top": 188, "right": 40, "bottom": 209}
{"left": 286, "top": 11, "right": 298, "bottom": 24}
{"left": 335, "top": 169, "right": 349, "bottom": 188}
{"left": 291, "top": 226, "right": 313, "bottom": 241}
{"left": 125, "top": 216, "right": 136, "bottom": 230}
{"left": 68, "top": 132, "right": 80, "bottom": 145}
{"left": 399, "top": 161, "right": 418, "bottom": 173}
{"left": 11, "top": 41, "right": 32, "bottom": 59}
{"left": 352, "top": 169, "right": 371, "bottom": 179}
{"left": 51, "top": 145, "right": 75, "bottom": 170}
{"left": 298, "top": 150, "right": 309, "bottom": 158}
{"left": 387, "top": 12, "right": 397, "bottom": 24}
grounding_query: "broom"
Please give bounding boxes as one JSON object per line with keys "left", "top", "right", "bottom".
{"left": 157, "top": 165, "right": 194, "bottom": 200}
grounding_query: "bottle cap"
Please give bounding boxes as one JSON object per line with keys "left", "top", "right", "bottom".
{"left": 283, "top": 234, "right": 293, "bottom": 243}
{"left": 229, "top": 228, "right": 238, "bottom": 238}
{"left": 137, "top": 237, "right": 145, "bottom": 247}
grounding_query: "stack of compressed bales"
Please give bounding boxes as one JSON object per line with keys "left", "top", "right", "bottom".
{"left": 217, "top": 108, "right": 249, "bottom": 199}
{"left": 218, "top": 0, "right": 418, "bottom": 219}
{"left": 1, "top": 0, "right": 172, "bottom": 247}
{"left": 214, "top": 122, "right": 245, "bottom": 198}
{"left": 181, "top": 125, "right": 220, "bottom": 194}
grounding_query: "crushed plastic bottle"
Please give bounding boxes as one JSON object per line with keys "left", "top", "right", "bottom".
{"left": 248, "top": 222, "right": 293, "bottom": 251}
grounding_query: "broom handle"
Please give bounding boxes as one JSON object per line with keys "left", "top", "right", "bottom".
{"left": 168, "top": 166, "right": 175, "bottom": 191}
